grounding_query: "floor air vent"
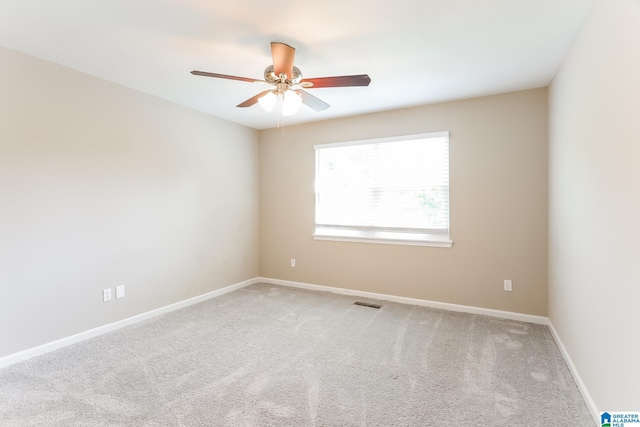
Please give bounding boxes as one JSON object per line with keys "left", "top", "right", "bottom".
{"left": 353, "top": 301, "right": 382, "bottom": 309}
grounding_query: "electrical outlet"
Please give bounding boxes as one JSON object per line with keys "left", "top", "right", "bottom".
{"left": 116, "top": 285, "right": 125, "bottom": 299}
{"left": 504, "top": 280, "right": 513, "bottom": 292}
{"left": 290, "top": 258, "right": 296, "bottom": 267}
{"left": 103, "top": 288, "right": 112, "bottom": 302}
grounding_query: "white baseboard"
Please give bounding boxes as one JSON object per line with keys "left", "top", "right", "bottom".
{"left": 257, "top": 277, "right": 549, "bottom": 325}
{"left": 0, "top": 277, "right": 259, "bottom": 369}
{"left": 548, "top": 320, "right": 599, "bottom": 426}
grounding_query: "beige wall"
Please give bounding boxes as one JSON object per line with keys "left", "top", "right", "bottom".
{"left": 549, "top": 0, "right": 640, "bottom": 411}
{"left": 0, "top": 47, "right": 259, "bottom": 358}
{"left": 260, "top": 88, "right": 548, "bottom": 316}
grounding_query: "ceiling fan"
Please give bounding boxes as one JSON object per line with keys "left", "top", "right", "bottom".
{"left": 191, "top": 42, "right": 371, "bottom": 116}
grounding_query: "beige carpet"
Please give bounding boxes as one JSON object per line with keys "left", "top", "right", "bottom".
{"left": 0, "top": 283, "right": 594, "bottom": 426}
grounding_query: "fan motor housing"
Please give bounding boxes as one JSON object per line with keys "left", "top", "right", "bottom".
{"left": 264, "top": 65, "right": 302, "bottom": 84}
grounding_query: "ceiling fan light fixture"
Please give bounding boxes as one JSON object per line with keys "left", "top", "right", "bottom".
{"left": 258, "top": 91, "right": 277, "bottom": 112}
{"left": 191, "top": 42, "right": 371, "bottom": 116}
{"left": 282, "top": 89, "right": 302, "bottom": 116}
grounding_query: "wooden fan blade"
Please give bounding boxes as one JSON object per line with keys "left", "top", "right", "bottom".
{"left": 191, "top": 70, "right": 264, "bottom": 84}
{"left": 271, "top": 42, "right": 295, "bottom": 80}
{"left": 297, "top": 90, "right": 330, "bottom": 111}
{"left": 236, "top": 90, "right": 273, "bottom": 108}
{"left": 300, "top": 74, "right": 371, "bottom": 88}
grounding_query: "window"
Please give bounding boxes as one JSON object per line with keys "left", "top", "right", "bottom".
{"left": 314, "top": 131, "right": 452, "bottom": 247}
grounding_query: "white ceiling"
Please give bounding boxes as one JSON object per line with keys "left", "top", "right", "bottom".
{"left": 0, "top": 0, "right": 594, "bottom": 130}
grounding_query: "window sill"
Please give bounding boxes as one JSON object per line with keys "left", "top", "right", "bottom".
{"left": 313, "top": 228, "right": 453, "bottom": 248}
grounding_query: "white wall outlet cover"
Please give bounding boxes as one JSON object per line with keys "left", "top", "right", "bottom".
{"left": 290, "top": 259, "right": 296, "bottom": 267}
{"left": 103, "top": 288, "right": 112, "bottom": 302}
{"left": 116, "top": 285, "right": 125, "bottom": 299}
{"left": 504, "top": 280, "right": 513, "bottom": 291}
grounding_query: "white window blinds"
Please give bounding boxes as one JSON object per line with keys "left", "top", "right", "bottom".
{"left": 314, "top": 132, "right": 451, "bottom": 246}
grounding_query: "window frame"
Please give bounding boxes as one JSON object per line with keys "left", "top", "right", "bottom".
{"left": 313, "top": 131, "right": 453, "bottom": 248}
